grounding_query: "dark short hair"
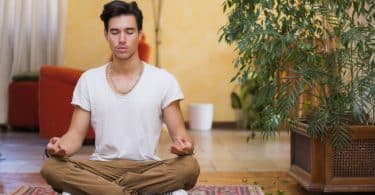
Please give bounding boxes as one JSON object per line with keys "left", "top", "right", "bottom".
{"left": 100, "top": 0, "right": 143, "bottom": 32}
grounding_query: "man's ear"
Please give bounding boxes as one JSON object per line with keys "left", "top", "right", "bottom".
{"left": 138, "top": 30, "right": 143, "bottom": 41}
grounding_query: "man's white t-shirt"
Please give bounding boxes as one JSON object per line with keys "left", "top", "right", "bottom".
{"left": 71, "top": 63, "right": 184, "bottom": 161}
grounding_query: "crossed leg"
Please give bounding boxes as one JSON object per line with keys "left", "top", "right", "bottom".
{"left": 40, "top": 155, "right": 200, "bottom": 195}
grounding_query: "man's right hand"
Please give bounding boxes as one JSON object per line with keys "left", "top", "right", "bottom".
{"left": 46, "top": 137, "right": 67, "bottom": 157}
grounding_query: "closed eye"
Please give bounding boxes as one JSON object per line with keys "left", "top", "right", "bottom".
{"left": 126, "top": 29, "right": 135, "bottom": 34}
{"left": 110, "top": 29, "right": 120, "bottom": 35}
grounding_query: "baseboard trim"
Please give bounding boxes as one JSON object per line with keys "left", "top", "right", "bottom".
{"left": 184, "top": 121, "right": 237, "bottom": 129}
{"left": 2, "top": 122, "right": 238, "bottom": 131}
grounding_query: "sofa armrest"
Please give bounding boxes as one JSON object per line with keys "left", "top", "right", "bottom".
{"left": 40, "top": 65, "right": 83, "bottom": 85}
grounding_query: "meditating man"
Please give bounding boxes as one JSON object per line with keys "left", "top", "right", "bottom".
{"left": 40, "top": 1, "right": 200, "bottom": 194}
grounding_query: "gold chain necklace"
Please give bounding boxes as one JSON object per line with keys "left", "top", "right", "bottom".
{"left": 108, "top": 63, "right": 144, "bottom": 95}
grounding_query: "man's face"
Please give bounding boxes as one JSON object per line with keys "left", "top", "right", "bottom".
{"left": 105, "top": 15, "right": 142, "bottom": 61}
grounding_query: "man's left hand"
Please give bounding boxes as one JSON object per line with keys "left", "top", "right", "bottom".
{"left": 170, "top": 136, "right": 194, "bottom": 156}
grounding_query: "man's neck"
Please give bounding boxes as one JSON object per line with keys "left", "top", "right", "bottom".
{"left": 111, "top": 57, "right": 143, "bottom": 75}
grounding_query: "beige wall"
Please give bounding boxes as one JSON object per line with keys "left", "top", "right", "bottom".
{"left": 64, "top": 0, "right": 237, "bottom": 121}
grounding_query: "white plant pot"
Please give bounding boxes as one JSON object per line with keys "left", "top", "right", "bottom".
{"left": 188, "top": 103, "right": 213, "bottom": 131}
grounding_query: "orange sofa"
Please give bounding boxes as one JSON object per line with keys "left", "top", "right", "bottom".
{"left": 39, "top": 66, "right": 95, "bottom": 139}
{"left": 39, "top": 37, "right": 150, "bottom": 139}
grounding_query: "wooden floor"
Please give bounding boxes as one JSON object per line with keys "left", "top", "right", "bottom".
{"left": 0, "top": 128, "right": 291, "bottom": 173}
{"left": 0, "top": 128, "right": 365, "bottom": 195}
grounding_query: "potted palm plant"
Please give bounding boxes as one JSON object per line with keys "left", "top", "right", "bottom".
{"left": 230, "top": 74, "right": 263, "bottom": 131}
{"left": 220, "top": 0, "right": 374, "bottom": 192}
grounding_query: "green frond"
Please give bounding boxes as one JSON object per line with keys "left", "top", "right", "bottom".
{"left": 220, "top": 0, "right": 375, "bottom": 150}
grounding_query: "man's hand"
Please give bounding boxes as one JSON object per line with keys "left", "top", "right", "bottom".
{"left": 46, "top": 137, "right": 67, "bottom": 157}
{"left": 170, "top": 136, "right": 194, "bottom": 156}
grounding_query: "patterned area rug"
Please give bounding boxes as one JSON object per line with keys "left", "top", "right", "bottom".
{"left": 9, "top": 186, "right": 58, "bottom": 195}
{"left": 189, "top": 185, "right": 264, "bottom": 195}
{"left": 9, "top": 185, "right": 263, "bottom": 195}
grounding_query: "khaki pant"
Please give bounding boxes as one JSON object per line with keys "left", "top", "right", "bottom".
{"left": 40, "top": 155, "right": 200, "bottom": 195}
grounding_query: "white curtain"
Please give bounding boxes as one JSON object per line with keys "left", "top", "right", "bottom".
{"left": 0, "top": 0, "right": 67, "bottom": 124}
